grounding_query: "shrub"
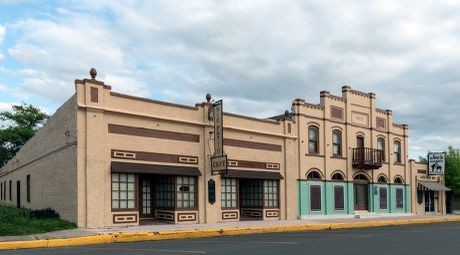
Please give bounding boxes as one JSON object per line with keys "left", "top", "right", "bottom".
{"left": 30, "top": 208, "right": 60, "bottom": 219}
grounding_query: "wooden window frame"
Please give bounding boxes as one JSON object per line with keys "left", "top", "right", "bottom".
{"left": 221, "top": 178, "right": 238, "bottom": 209}
{"left": 377, "top": 138, "right": 386, "bottom": 162}
{"left": 310, "top": 185, "right": 322, "bottom": 212}
{"left": 111, "top": 173, "right": 137, "bottom": 211}
{"left": 396, "top": 188, "right": 404, "bottom": 209}
{"left": 332, "top": 130, "right": 342, "bottom": 157}
{"left": 263, "top": 180, "right": 279, "bottom": 208}
{"left": 333, "top": 185, "right": 344, "bottom": 211}
{"left": 379, "top": 187, "right": 387, "bottom": 210}
{"left": 176, "top": 176, "right": 197, "bottom": 209}
{"left": 308, "top": 126, "right": 319, "bottom": 154}
{"left": 394, "top": 141, "right": 401, "bottom": 163}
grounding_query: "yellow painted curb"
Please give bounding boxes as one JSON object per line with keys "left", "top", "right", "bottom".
{"left": 47, "top": 235, "right": 112, "bottom": 248}
{"left": 2, "top": 217, "right": 460, "bottom": 251}
{"left": 0, "top": 240, "right": 48, "bottom": 251}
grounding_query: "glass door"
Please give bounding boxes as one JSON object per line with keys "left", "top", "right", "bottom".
{"left": 139, "top": 177, "right": 153, "bottom": 218}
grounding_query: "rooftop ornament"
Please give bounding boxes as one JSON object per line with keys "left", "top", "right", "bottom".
{"left": 90, "top": 68, "right": 97, "bottom": 79}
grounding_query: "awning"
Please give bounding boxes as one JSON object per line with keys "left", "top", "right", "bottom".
{"left": 221, "top": 169, "right": 284, "bottom": 180}
{"left": 111, "top": 161, "right": 201, "bottom": 176}
{"left": 417, "top": 181, "right": 451, "bottom": 191}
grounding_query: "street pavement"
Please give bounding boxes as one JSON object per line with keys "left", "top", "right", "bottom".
{"left": 1, "top": 222, "right": 460, "bottom": 255}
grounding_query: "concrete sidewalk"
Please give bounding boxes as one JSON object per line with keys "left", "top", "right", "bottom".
{"left": 1, "top": 214, "right": 460, "bottom": 250}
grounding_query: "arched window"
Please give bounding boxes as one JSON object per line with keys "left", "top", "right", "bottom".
{"left": 353, "top": 173, "right": 369, "bottom": 182}
{"left": 308, "top": 126, "right": 319, "bottom": 154}
{"left": 394, "top": 176, "right": 404, "bottom": 184}
{"left": 331, "top": 172, "right": 345, "bottom": 181}
{"left": 377, "top": 138, "right": 385, "bottom": 161}
{"left": 394, "top": 141, "right": 401, "bottom": 163}
{"left": 332, "top": 130, "right": 342, "bottom": 157}
{"left": 377, "top": 176, "right": 388, "bottom": 183}
{"left": 307, "top": 170, "right": 322, "bottom": 180}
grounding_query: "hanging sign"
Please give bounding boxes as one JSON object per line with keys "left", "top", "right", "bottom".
{"left": 428, "top": 152, "right": 445, "bottom": 175}
{"left": 213, "top": 100, "right": 223, "bottom": 156}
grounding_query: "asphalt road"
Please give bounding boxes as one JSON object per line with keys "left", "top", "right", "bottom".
{"left": 2, "top": 222, "right": 460, "bottom": 255}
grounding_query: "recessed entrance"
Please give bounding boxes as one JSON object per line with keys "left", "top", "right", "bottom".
{"left": 425, "top": 191, "right": 435, "bottom": 212}
{"left": 353, "top": 174, "right": 369, "bottom": 211}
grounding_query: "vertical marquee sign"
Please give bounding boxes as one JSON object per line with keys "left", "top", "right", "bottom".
{"left": 210, "top": 100, "right": 228, "bottom": 175}
{"left": 428, "top": 152, "right": 446, "bottom": 175}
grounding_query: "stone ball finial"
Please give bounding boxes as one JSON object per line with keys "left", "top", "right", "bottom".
{"left": 284, "top": 110, "right": 290, "bottom": 118}
{"left": 206, "top": 93, "right": 212, "bottom": 103}
{"left": 90, "top": 68, "right": 97, "bottom": 79}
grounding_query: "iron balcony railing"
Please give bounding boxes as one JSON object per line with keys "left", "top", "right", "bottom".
{"left": 352, "top": 148, "right": 383, "bottom": 169}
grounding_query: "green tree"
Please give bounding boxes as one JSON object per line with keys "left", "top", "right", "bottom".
{"left": 445, "top": 146, "right": 460, "bottom": 195}
{"left": 0, "top": 103, "right": 49, "bottom": 167}
{"left": 418, "top": 156, "right": 428, "bottom": 164}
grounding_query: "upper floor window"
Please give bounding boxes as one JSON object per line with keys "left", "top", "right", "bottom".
{"left": 377, "top": 138, "right": 385, "bottom": 161}
{"left": 332, "top": 130, "right": 342, "bottom": 157}
{"left": 307, "top": 170, "right": 322, "bottom": 180}
{"left": 394, "top": 141, "right": 401, "bottom": 163}
{"left": 308, "top": 126, "right": 319, "bottom": 154}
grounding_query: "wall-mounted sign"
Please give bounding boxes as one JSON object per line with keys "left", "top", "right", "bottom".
{"left": 213, "top": 100, "right": 223, "bottom": 156}
{"left": 211, "top": 155, "right": 227, "bottom": 175}
{"left": 428, "top": 152, "right": 445, "bottom": 175}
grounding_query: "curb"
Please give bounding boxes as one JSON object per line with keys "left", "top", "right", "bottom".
{"left": 1, "top": 216, "right": 460, "bottom": 251}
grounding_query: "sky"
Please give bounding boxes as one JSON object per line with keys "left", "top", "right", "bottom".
{"left": 0, "top": 0, "right": 459, "bottom": 159}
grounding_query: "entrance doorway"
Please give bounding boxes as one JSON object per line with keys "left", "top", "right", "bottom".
{"left": 139, "top": 176, "right": 153, "bottom": 219}
{"left": 353, "top": 174, "right": 369, "bottom": 211}
{"left": 425, "top": 191, "right": 435, "bottom": 212}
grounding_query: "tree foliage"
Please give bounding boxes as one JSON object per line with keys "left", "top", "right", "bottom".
{"left": 445, "top": 146, "right": 460, "bottom": 195}
{"left": 0, "top": 103, "right": 49, "bottom": 167}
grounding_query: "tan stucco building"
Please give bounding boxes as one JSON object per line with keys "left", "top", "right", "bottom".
{"left": 0, "top": 71, "right": 450, "bottom": 228}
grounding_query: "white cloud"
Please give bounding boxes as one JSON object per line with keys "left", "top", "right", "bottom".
{"left": 2, "top": 0, "right": 460, "bottom": 157}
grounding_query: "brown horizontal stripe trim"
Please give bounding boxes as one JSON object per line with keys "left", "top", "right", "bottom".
{"left": 229, "top": 159, "right": 280, "bottom": 170}
{"left": 111, "top": 150, "right": 198, "bottom": 165}
{"left": 111, "top": 161, "right": 201, "bottom": 176}
{"left": 224, "top": 138, "right": 282, "bottom": 152}
{"left": 108, "top": 124, "right": 200, "bottom": 143}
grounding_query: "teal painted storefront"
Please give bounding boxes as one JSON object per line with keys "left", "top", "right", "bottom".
{"left": 298, "top": 181, "right": 411, "bottom": 217}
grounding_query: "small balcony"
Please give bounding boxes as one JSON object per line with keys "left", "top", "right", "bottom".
{"left": 352, "top": 148, "right": 383, "bottom": 169}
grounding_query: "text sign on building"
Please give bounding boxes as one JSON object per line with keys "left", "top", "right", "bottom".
{"left": 428, "top": 152, "right": 446, "bottom": 175}
{"left": 211, "top": 155, "right": 227, "bottom": 175}
{"left": 213, "top": 100, "right": 223, "bottom": 156}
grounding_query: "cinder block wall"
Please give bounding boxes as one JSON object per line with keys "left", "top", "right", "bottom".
{"left": 0, "top": 95, "right": 78, "bottom": 223}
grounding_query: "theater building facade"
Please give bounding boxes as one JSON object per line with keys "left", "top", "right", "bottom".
{"left": 0, "top": 71, "right": 450, "bottom": 228}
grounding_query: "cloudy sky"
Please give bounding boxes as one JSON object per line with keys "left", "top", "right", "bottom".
{"left": 0, "top": 0, "right": 459, "bottom": 158}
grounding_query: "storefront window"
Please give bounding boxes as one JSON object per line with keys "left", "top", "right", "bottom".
{"left": 396, "top": 188, "right": 404, "bottom": 209}
{"left": 379, "top": 187, "right": 387, "bottom": 209}
{"left": 221, "top": 178, "right": 238, "bottom": 208}
{"left": 264, "top": 180, "right": 279, "bottom": 207}
{"left": 111, "top": 173, "right": 136, "bottom": 209}
{"left": 334, "top": 186, "right": 344, "bottom": 210}
{"left": 155, "top": 176, "right": 175, "bottom": 209}
{"left": 176, "top": 176, "right": 196, "bottom": 209}
{"left": 240, "top": 179, "right": 264, "bottom": 208}
{"left": 310, "top": 185, "right": 321, "bottom": 211}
